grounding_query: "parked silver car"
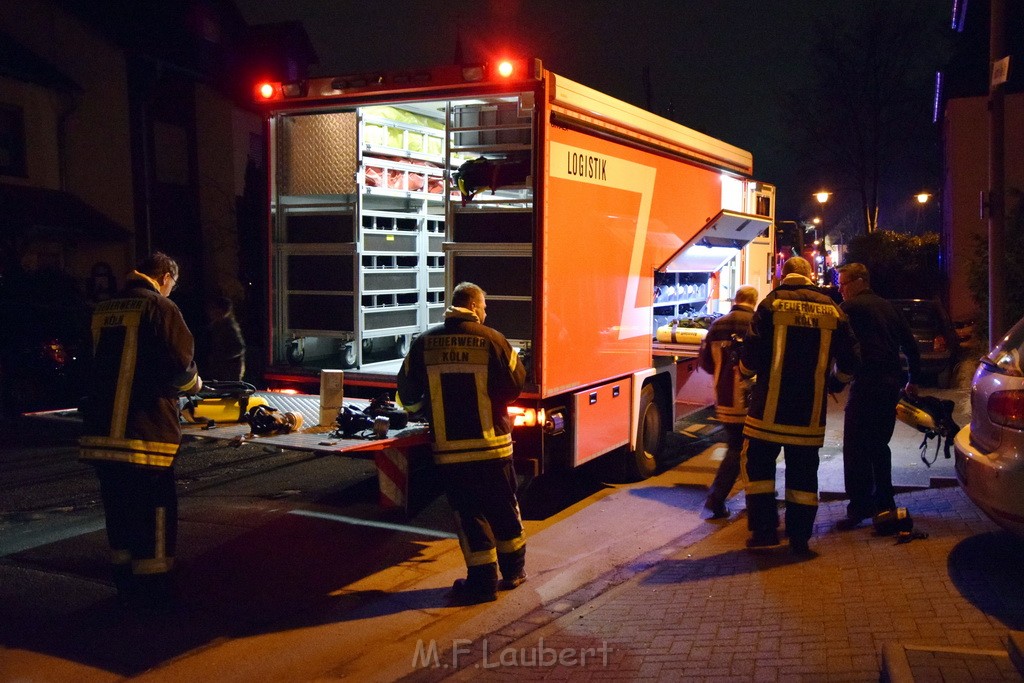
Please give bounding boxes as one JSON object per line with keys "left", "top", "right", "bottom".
{"left": 954, "top": 316, "right": 1024, "bottom": 537}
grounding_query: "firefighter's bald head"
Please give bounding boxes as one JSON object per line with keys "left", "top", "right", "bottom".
{"left": 452, "top": 282, "right": 487, "bottom": 324}
{"left": 734, "top": 285, "right": 759, "bottom": 306}
{"left": 782, "top": 256, "right": 812, "bottom": 278}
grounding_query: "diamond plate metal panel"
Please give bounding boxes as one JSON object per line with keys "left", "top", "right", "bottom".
{"left": 256, "top": 392, "right": 322, "bottom": 426}
{"left": 281, "top": 113, "right": 358, "bottom": 196}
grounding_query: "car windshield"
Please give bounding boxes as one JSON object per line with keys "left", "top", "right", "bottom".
{"left": 893, "top": 301, "right": 942, "bottom": 331}
{"left": 984, "top": 316, "right": 1024, "bottom": 377}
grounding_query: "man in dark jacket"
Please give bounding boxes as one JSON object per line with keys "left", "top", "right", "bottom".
{"left": 739, "top": 257, "right": 860, "bottom": 555}
{"left": 79, "top": 252, "right": 201, "bottom": 608}
{"left": 396, "top": 282, "right": 527, "bottom": 605}
{"left": 698, "top": 285, "right": 758, "bottom": 519}
{"left": 204, "top": 294, "right": 246, "bottom": 381}
{"left": 834, "top": 263, "right": 921, "bottom": 529}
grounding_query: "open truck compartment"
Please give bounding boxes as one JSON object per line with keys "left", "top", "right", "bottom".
{"left": 270, "top": 94, "right": 536, "bottom": 390}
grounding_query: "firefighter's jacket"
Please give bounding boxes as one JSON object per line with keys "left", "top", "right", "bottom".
{"left": 739, "top": 274, "right": 860, "bottom": 447}
{"left": 79, "top": 271, "right": 201, "bottom": 469}
{"left": 396, "top": 306, "right": 526, "bottom": 465}
{"left": 698, "top": 303, "right": 755, "bottom": 424}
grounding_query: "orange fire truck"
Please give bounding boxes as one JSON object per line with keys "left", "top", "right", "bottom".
{"left": 254, "top": 58, "right": 775, "bottom": 481}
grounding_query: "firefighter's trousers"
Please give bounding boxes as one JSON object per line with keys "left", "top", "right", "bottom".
{"left": 93, "top": 461, "right": 177, "bottom": 577}
{"left": 706, "top": 422, "right": 746, "bottom": 509}
{"left": 441, "top": 458, "right": 526, "bottom": 590}
{"left": 843, "top": 377, "right": 901, "bottom": 520}
{"left": 743, "top": 438, "right": 820, "bottom": 542}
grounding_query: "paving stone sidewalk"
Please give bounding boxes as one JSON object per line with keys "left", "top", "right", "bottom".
{"left": 405, "top": 486, "right": 1024, "bottom": 682}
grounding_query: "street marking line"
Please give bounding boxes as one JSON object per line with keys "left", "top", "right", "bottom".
{"left": 0, "top": 515, "right": 105, "bottom": 557}
{"left": 287, "top": 509, "right": 457, "bottom": 539}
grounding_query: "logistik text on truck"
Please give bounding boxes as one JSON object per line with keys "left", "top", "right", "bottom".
{"left": 254, "top": 57, "right": 775, "bottom": 482}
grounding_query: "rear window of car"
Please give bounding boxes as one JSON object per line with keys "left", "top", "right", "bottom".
{"left": 985, "top": 316, "right": 1024, "bottom": 377}
{"left": 893, "top": 301, "right": 941, "bottom": 330}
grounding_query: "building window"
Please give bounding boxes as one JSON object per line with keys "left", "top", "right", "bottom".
{"left": 0, "top": 103, "right": 28, "bottom": 178}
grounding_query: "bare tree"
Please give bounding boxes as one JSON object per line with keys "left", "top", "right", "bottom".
{"left": 782, "top": 1, "right": 948, "bottom": 235}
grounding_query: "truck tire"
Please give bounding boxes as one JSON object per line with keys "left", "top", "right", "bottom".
{"left": 621, "top": 383, "right": 664, "bottom": 482}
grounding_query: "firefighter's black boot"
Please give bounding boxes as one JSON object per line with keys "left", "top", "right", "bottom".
{"left": 112, "top": 563, "right": 135, "bottom": 606}
{"left": 448, "top": 564, "right": 498, "bottom": 605}
{"left": 133, "top": 573, "right": 177, "bottom": 612}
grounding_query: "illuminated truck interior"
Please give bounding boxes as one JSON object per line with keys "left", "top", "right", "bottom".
{"left": 268, "top": 92, "right": 536, "bottom": 382}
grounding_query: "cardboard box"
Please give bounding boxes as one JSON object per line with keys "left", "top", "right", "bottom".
{"left": 319, "top": 369, "right": 344, "bottom": 426}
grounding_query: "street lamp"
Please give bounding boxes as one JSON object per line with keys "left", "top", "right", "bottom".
{"left": 814, "top": 192, "right": 831, "bottom": 241}
{"left": 914, "top": 192, "right": 934, "bottom": 231}
{"left": 813, "top": 192, "right": 831, "bottom": 283}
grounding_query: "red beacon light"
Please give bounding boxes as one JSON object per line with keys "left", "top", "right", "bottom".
{"left": 256, "top": 81, "right": 276, "bottom": 100}
{"left": 496, "top": 60, "right": 515, "bottom": 78}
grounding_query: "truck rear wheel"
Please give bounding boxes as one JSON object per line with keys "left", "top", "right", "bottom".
{"left": 621, "top": 383, "right": 664, "bottom": 481}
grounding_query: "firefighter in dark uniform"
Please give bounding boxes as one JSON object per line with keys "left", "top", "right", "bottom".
{"left": 698, "top": 285, "right": 759, "bottom": 519}
{"left": 79, "top": 252, "right": 201, "bottom": 608}
{"left": 397, "top": 282, "right": 527, "bottom": 605}
{"left": 739, "top": 256, "right": 860, "bottom": 555}
{"left": 835, "top": 263, "right": 921, "bottom": 529}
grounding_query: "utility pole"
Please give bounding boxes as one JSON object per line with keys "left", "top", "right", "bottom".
{"left": 988, "top": 0, "right": 1007, "bottom": 344}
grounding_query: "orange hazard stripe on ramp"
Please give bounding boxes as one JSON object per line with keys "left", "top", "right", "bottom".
{"left": 375, "top": 447, "right": 408, "bottom": 510}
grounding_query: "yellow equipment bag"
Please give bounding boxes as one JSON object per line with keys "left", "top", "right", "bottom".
{"left": 180, "top": 380, "right": 268, "bottom": 424}
{"left": 656, "top": 322, "right": 708, "bottom": 345}
{"left": 182, "top": 395, "right": 269, "bottom": 424}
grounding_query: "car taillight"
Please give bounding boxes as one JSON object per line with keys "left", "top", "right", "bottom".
{"left": 42, "top": 339, "right": 69, "bottom": 365}
{"left": 988, "top": 390, "right": 1024, "bottom": 430}
{"left": 932, "top": 335, "right": 947, "bottom": 353}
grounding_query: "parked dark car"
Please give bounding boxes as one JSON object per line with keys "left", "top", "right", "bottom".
{"left": 0, "top": 272, "right": 92, "bottom": 418}
{"left": 890, "top": 298, "right": 959, "bottom": 388}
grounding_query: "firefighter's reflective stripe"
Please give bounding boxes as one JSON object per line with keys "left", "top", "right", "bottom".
{"left": 742, "top": 284, "right": 858, "bottom": 449}
{"left": 699, "top": 305, "right": 753, "bottom": 424}
{"left": 743, "top": 416, "right": 826, "bottom": 447}
{"left": 79, "top": 435, "right": 178, "bottom": 468}
{"left": 762, "top": 329, "right": 831, "bottom": 429}
{"left": 426, "top": 358, "right": 513, "bottom": 464}
{"left": 716, "top": 403, "right": 747, "bottom": 423}
{"left": 129, "top": 506, "right": 173, "bottom": 574}
{"left": 786, "top": 488, "right": 819, "bottom": 506}
{"left": 177, "top": 373, "right": 201, "bottom": 394}
{"left": 433, "top": 437, "right": 514, "bottom": 465}
{"left": 92, "top": 299, "right": 145, "bottom": 439}
{"left": 746, "top": 479, "right": 776, "bottom": 495}
{"left": 426, "top": 359, "right": 494, "bottom": 443}
{"left": 397, "top": 309, "right": 525, "bottom": 466}
{"left": 462, "top": 542, "right": 498, "bottom": 567}
{"left": 496, "top": 533, "right": 527, "bottom": 554}
{"left": 134, "top": 557, "right": 174, "bottom": 574}
{"left": 395, "top": 359, "right": 424, "bottom": 414}
{"left": 834, "top": 369, "right": 855, "bottom": 384}
{"left": 711, "top": 340, "right": 748, "bottom": 424}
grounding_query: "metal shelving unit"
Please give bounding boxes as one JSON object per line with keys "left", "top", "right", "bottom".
{"left": 446, "top": 97, "right": 536, "bottom": 350}
{"left": 270, "top": 96, "right": 537, "bottom": 373}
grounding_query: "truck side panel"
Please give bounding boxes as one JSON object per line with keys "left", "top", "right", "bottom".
{"left": 541, "top": 123, "right": 726, "bottom": 398}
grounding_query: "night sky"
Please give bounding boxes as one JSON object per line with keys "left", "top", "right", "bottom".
{"left": 234, "top": 0, "right": 954, "bottom": 223}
